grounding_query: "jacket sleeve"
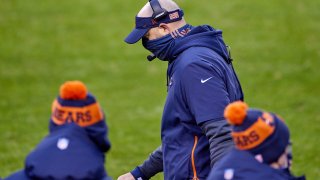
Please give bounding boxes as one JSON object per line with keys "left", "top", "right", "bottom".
{"left": 130, "top": 145, "right": 163, "bottom": 180}
{"left": 200, "top": 119, "right": 234, "bottom": 166}
{"left": 181, "top": 61, "right": 231, "bottom": 124}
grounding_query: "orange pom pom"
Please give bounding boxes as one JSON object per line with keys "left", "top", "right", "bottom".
{"left": 224, "top": 101, "right": 248, "bottom": 125}
{"left": 59, "top": 81, "right": 87, "bottom": 100}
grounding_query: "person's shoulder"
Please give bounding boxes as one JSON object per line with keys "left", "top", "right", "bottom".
{"left": 177, "top": 57, "right": 224, "bottom": 81}
{"left": 210, "top": 149, "right": 288, "bottom": 180}
{"left": 214, "top": 148, "right": 248, "bottom": 167}
{"left": 4, "top": 170, "right": 30, "bottom": 180}
{"left": 179, "top": 46, "right": 215, "bottom": 60}
{"left": 179, "top": 46, "right": 226, "bottom": 68}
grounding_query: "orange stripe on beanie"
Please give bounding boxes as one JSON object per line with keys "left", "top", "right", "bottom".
{"left": 60, "top": 81, "right": 87, "bottom": 100}
{"left": 224, "top": 101, "right": 248, "bottom": 125}
{"left": 51, "top": 100, "right": 103, "bottom": 127}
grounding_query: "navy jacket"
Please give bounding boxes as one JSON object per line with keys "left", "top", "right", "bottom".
{"left": 207, "top": 148, "right": 305, "bottom": 180}
{"left": 5, "top": 124, "right": 111, "bottom": 180}
{"left": 161, "top": 25, "right": 243, "bottom": 179}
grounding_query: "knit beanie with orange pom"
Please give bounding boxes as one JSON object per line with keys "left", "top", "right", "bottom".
{"left": 50, "top": 81, "right": 104, "bottom": 128}
{"left": 224, "top": 101, "right": 290, "bottom": 164}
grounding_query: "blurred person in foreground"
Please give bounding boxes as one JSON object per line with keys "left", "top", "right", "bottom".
{"left": 207, "top": 101, "right": 305, "bottom": 180}
{"left": 5, "top": 81, "right": 112, "bottom": 180}
{"left": 118, "top": 0, "right": 244, "bottom": 179}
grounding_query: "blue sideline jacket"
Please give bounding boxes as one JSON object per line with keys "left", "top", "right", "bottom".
{"left": 5, "top": 124, "right": 111, "bottom": 180}
{"left": 161, "top": 25, "right": 243, "bottom": 179}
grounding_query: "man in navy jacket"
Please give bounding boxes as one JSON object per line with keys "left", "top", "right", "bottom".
{"left": 118, "top": 0, "right": 243, "bottom": 179}
{"left": 5, "top": 81, "right": 111, "bottom": 180}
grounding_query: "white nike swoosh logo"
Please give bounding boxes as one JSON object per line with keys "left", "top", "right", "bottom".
{"left": 201, "top": 77, "right": 213, "bottom": 83}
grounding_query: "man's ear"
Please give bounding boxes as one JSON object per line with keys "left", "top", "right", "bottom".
{"left": 159, "top": 23, "right": 171, "bottom": 34}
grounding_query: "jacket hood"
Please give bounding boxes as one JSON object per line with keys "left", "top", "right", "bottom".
{"left": 168, "top": 25, "right": 230, "bottom": 62}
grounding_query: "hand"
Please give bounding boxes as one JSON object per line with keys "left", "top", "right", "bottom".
{"left": 117, "top": 172, "right": 135, "bottom": 180}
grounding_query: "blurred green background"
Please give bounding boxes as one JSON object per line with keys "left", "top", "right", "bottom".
{"left": 0, "top": 0, "right": 319, "bottom": 179}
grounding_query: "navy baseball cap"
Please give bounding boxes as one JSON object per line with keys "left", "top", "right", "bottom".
{"left": 125, "top": 9, "right": 184, "bottom": 44}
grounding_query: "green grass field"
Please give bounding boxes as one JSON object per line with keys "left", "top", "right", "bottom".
{"left": 1, "top": 0, "right": 319, "bottom": 179}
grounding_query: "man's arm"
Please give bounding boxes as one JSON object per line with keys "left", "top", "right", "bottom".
{"left": 180, "top": 60, "right": 237, "bottom": 166}
{"left": 200, "top": 119, "right": 234, "bottom": 166}
{"left": 118, "top": 146, "right": 163, "bottom": 180}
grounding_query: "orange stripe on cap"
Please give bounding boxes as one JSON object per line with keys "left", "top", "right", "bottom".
{"left": 232, "top": 113, "right": 275, "bottom": 150}
{"left": 51, "top": 100, "right": 103, "bottom": 127}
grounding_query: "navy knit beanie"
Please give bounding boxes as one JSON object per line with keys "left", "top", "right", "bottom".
{"left": 224, "top": 101, "right": 290, "bottom": 164}
{"left": 50, "top": 81, "right": 105, "bottom": 127}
